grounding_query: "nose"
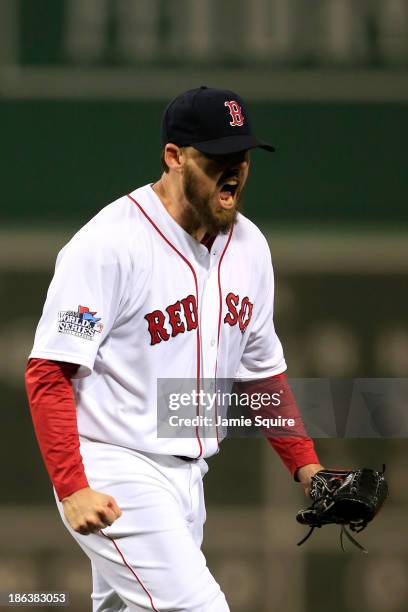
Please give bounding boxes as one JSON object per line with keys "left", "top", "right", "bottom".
{"left": 229, "top": 153, "right": 249, "bottom": 171}
{"left": 217, "top": 151, "right": 250, "bottom": 177}
{"left": 234, "top": 150, "right": 250, "bottom": 167}
{"left": 232, "top": 158, "right": 249, "bottom": 174}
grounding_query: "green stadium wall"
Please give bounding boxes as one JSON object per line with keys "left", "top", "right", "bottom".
{"left": 2, "top": 101, "right": 407, "bottom": 229}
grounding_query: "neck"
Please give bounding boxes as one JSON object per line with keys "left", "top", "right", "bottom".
{"left": 152, "top": 175, "right": 208, "bottom": 242}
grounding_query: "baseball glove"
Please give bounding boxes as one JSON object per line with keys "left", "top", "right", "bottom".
{"left": 296, "top": 466, "right": 388, "bottom": 553}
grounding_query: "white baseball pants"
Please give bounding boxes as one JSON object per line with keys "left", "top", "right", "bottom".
{"left": 54, "top": 437, "right": 229, "bottom": 611}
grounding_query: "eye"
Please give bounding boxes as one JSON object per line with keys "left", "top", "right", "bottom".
{"left": 203, "top": 157, "right": 224, "bottom": 175}
{"left": 203, "top": 152, "right": 222, "bottom": 162}
{"left": 203, "top": 152, "right": 228, "bottom": 167}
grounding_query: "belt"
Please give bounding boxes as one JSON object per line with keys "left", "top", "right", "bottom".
{"left": 175, "top": 455, "right": 197, "bottom": 462}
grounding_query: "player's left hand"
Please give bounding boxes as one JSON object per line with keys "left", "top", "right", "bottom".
{"left": 296, "top": 463, "right": 324, "bottom": 497}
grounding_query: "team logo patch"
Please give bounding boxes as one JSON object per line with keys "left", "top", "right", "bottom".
{"left": 58, "top": 305, "right": 103, "bottom": 340}
{"left": 224, "top": 100, "right": 244, "bottom": 127}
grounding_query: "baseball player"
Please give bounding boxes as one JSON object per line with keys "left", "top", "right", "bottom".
{"left": 26, "top": 86, "right": 322, "bottom": 611}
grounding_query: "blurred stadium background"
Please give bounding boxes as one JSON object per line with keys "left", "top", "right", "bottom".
{"left": 1, "top": 1, "right": 408, "bottom": 611}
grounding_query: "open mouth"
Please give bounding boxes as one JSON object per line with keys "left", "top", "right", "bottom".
{"left": 219, "top": 180, "right": 239, "bottom": 208}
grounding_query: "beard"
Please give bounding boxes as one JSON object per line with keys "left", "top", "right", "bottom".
{"left": 182, "top": 163, "right": 243, "bottom": 236}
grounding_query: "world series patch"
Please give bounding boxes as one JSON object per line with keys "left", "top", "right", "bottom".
{"left": 58, "top": 305, "right": 103, "bottom": 340}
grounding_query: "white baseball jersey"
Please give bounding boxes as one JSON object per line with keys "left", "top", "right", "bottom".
{"left": 30, "top": 183, "right": 286, "bottom": 459}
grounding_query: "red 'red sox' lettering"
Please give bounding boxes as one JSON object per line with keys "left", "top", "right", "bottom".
{"left": 180, "top": 295, "right": 198, "bottom": 331}
{"left": 224, "top": 293, "right": 240, "bottom": 326}
{"left": 145, "top": 294, "right": 198, "bottom": 345}
{"left": 146, "top": 292, "right": 253, "bottom": 345}
{"left": 144, "top": 310, "right": 171, "bottom": 345}
{"left": 224, "top": 293, "right": 253, "bottom": 333}
{"left": 238, "top": 296, "right": 253, "bottom": 333}
{"left": 165, "top": 300, "right": 185, "bottom": 337}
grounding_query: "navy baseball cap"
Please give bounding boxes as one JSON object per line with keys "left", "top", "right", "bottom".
{"left": 161, "top": 86, "right": 275, "bottom": 155}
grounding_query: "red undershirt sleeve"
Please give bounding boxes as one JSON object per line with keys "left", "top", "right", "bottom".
{"left": 25, "top": 357, "right": 89, "bottom": 501}
{"left": 234, "top": 372, "right": 320, "bottom": 478}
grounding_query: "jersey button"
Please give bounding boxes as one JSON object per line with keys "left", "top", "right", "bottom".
{"left": 210, "top": 339, "right": 216, "bottom": 347}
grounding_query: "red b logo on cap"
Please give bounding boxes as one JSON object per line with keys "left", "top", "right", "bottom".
{"left": 224, "top": 100, "right": 244, "bottom": 127}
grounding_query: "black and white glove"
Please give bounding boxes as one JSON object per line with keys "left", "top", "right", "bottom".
{"left": 296, "top": 466, "right": 388, "bottom": 552}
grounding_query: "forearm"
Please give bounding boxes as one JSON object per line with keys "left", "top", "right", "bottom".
{"left": 25, "top": 358, "right": 89, "bottom": 501}
{"left": 267, "top": 436, "right": 320, "bottom": 479}
{"left": 235, "top": 372, "right": 320, "bottom": 477}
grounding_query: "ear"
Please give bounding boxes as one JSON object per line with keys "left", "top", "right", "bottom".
{"left": 164, "top": 144, "right": 184, "bottom": 172}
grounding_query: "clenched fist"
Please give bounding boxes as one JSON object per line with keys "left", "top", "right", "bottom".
{"left": 62, "top": 487, "right": 122, "bottom": 535}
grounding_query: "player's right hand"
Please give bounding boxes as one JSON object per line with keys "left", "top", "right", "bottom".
{"left": 61, "top": 487, "right": 122, "bottom": 535}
